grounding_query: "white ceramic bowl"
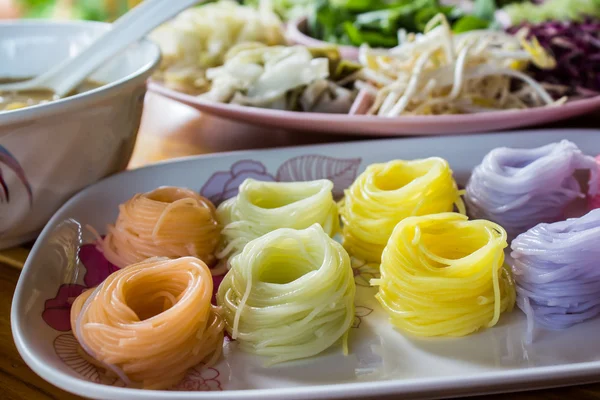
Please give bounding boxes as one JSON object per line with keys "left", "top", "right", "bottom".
{"left": 0, "top": 20, "right": 161, "bottom": 249}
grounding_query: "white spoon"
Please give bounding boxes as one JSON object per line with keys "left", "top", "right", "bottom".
{"left": 0, "top": 0, "right": 201, "bottom": 97}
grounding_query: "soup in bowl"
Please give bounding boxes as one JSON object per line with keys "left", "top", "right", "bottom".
{"left": 0, "top": 79, "right": 103, "bottom": 111}
{"left": 0, "top": 20, "right": 160, "bottom": 248}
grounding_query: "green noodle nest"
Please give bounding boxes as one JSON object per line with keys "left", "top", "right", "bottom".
{"left": 216, "top": 224, "right": 355, "bottom": 364}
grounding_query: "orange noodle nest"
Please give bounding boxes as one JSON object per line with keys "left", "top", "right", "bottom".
{"left": 100, "top": 187, "right": 221, "bottom": 268}
{"left": 70, "top": 256, "right": 224, "bottom": 389}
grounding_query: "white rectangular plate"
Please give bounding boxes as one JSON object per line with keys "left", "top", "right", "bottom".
{"left": 12, "top": 129, "right": 600, "bottom": 400}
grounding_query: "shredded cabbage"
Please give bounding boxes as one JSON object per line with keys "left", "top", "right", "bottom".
{"left": 202, "top": 44, "right": 357, "bottom": 112}
{"left": 357, "top": 14, "right": 562, "bottom": 116}
{"left": 503, "top": 0, "right": 600, "bottom": 25}
{"left": 150, "top": 1, "right": 285, "bottom": 95}
{"left": 507, "top": 18, "right": 600, "bottom": 97}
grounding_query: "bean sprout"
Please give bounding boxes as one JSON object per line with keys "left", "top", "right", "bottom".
{"left": 358, "top": 14, "right": 561, "bottom": 116}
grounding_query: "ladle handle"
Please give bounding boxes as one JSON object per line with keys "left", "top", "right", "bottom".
{"left": 46, "top": 0, "right": 200, "bottom": 97}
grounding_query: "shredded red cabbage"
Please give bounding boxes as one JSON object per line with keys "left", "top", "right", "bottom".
{"left": 507, "top": 18, "right": 600, "bottom": 97}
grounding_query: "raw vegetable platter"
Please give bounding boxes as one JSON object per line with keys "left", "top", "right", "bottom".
{"left": 147, "top": 0, "right": 600, "bottom": 136}
{"left": 12, "top": 129, "right": 600, "bottom": 400}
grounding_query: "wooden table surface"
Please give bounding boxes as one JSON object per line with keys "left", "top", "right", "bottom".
{"left": 1, "top": 92, "right": 599, "bottom": 400}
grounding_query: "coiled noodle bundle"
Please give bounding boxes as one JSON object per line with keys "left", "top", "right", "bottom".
{"left": 465, "top": 140, "right": 598, "bottom": 240}
{"left": 511, "top": 209, "right": 600, "bottom": 341}
{"left": 373, "top": 212, "right": 515, "bottom": 337}
{"left": 70, "top": 257, "right": 224, "bottom": 390}
{"left": 339, "top": 158, "right": 464, "bottom": 262}
{"left": 101, "top": 187, "right": 221, "bottom": 268}
{"left": 216, "top": 224, "right": 355, "bottom": 364}
{"left": 216, "top": 179, "right": 339, "bottom": 260}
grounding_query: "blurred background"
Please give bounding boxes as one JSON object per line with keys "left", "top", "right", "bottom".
{"left": 0, "top": 0, "right": 141, "bottom": 20}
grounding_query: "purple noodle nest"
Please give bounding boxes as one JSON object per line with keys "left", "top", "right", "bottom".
{"left": 511, "top": 209, "right": 600, "bottom": 342}
{"left": 465, "top": 140, "right": 598, "bottom": 240}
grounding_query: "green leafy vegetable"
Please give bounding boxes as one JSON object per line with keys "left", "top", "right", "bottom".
{"left": 472, "top": 0, "right": 497, "bottom": 21}
{"left": 304, "top": 0, "right": 501, "bottom": 48}
{"left": 453, "top": 15, "right": 491, "bottom": 33}
{"left": 17, "top": 0, "right": 56, "bottom": 18}
{"left": 243, "top": 0, "right": 316, "bottom": 21}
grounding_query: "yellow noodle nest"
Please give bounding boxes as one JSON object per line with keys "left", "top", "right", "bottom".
{"left": 339, "top": 158, "right": 465, "bottom": 263}
{"left": 216, "top": 224, "right": 355, "bottom": 365}
{"left": 373, "top": 212, "right": 515, "bottom": 337}
{"left": 101, "top": 187, "right": 221, "bottom": 268}
{"left": 70, "top": 257, "right": 224, "bottom": 389}
{"left": 216, "top": 179, "right": 339, "bottom": 260}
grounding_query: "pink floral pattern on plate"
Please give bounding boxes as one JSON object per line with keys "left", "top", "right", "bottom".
{"left": 54, "top": 334, "right": 118, "bottom": 385}
{"left": 200, "top": 160, "right": 275, "bottom": 205}
{"left": 173, "top": 366, "right": 222, "bottom": 391}
{"left": 42, "top": 243, "right": 117, "bottom": 332}
{"left": 352, "top": 306, "right": 374, "bottom": 329}
{"left": 588, "top": 155, "right": 600, "bottom": 211}
{"left": 43, "top": 243, "right": 227, "bottom": 331}
{"left": 79, "top": 243, "right": 120, "bottom": 288}
{"left": 276, "top": 155, "right": 361, "bottom": 200}
{"left": 54, "top": 333, "right": 223, "bottom": 391}
{"left": 201, "top": 155, "right": 362, "bottom": 205}
{"left": 43, "top": 284, "right": 87, "bottom": 332}
{"left": 351, "top": 258, "right": 380, "bottom": 287}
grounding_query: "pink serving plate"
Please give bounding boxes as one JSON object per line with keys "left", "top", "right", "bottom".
{"left": 149, "top": 82, "right": 600, "bottom": 136}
